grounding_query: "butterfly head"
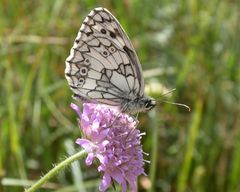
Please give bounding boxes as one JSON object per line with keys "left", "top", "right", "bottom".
{"left": 123, "top": 96, "right": 156, "bottom": 114}
{"left": 143, "top": 97, "right": 156, "bottom": 111}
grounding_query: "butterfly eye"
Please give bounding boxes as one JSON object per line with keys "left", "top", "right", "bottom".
{"left": 109, "top": 46, "right": 116, "bottom": 53}
{"left": 80, "top": 67, "right": 88, "bottom": 76}
{"left": 145, "top": 99, "right": 156, "bottom": 110}
{"left": 77, "top": 77, "right": 85, "bottom": 87}
{"left": 102, "top": 50, "right": 109, "bottom": 57}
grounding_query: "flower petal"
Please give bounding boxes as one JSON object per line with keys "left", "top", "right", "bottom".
{"left": 86, "top": 153, "right": 94, "bottom": 166}
{"left": 70, "top": 103, "right": 82, "bottom": 117}
{"left": 128, "top": 178, "right": 137, "bottom": 192}
{"left": 99, "top": 173, "right": 111, "bottom": 192}
{"left": 121, "top": 180, "right": 127, "bottom": 192}
{"left": 111, "top": 169, "right": 124, "bottom": 184}
{"left": 75, "top": 138, "right": 93, "bottom": 152}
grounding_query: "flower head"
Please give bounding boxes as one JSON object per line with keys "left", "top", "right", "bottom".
{"left": 71, "top": 103, "right": 146, "bottom": 192}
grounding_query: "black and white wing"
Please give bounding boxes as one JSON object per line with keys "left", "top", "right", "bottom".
{"left": 65, "top": 7, "right": 144, "bottom": 106}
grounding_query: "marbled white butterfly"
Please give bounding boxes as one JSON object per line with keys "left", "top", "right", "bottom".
{"left": 65, "top": 7, "right": 156, "bottom": 114}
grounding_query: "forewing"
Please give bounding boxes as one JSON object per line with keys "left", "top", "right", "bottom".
{"left": 65, "top": 7, "right": 144, "bottom": 105}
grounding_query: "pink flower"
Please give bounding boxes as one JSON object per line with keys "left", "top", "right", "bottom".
{"left": 71, "top": 103, "right": 146, "bottom": 192}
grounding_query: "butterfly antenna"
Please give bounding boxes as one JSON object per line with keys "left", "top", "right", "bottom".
{"left": 159, "top": 100, "right": 191, "bottom": 111}
{"left": 156, "top": 88, "right": 191, "bottom": 111}
{"left": 161, "top": 88, "right": 176, "bottom": 96}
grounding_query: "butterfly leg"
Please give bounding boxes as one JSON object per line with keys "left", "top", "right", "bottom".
{"left": 133, "top": 112, "right": 139, "bottom": 121}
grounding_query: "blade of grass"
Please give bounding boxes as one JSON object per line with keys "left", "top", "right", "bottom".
{"left": 177, "top": 98, "right": 203, "bottom": 192}
{"left": 4, "top": 60, "right": 26, "bottom": 178}
{"left": 228, "top": 117, "right": 240, "bottom": 191}
{"left": 148, "top": 109, "right": 158, "bottom": 192}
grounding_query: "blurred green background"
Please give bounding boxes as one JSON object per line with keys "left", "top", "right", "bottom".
{"left": 1, "top": 0, "right": 239, "bottom": 191}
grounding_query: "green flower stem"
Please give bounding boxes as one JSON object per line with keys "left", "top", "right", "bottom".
{"left": 25, "top": 149, "right": 87, "bottom": 192}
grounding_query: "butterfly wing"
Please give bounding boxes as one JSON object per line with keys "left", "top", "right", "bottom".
{"left": 65, "top": 7, "right": 144, "bottom": 106}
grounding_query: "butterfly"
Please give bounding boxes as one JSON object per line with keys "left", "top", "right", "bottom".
{"left": 65, "top": 7, "right": 156, "bottom": 114}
